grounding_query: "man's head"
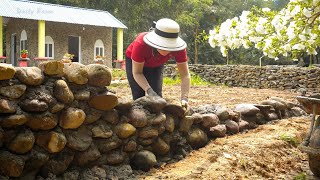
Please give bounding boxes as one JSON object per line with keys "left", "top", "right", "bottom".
{"left": 143, "top": 18, "right": 187, "bottom": 52}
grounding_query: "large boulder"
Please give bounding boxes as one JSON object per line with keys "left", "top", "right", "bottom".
{"left": 104, "top": 152, "right": 125, "bottom": 165}
{"left": 94, "top": 136, "right": 122, "bottom": 153}
{"left": 0, "top": 84, "right": 26, "bottom": 99}
{"left": 59, "top": 107, "right": 86, "bottom": 129}
{"left": 101, "top": 109, "right": 119, "bottom": 125}
{"left": 73, "top": 144, "right": 101, "bottom": 166}
{"left": 114, "top": 123, "right": 136, "bottom": 139}
{"left": 215, "top": 105, "right": 230, "bottom": 121}
{"left": 0, "top": 64, "right": 15, "bottom": 80}
{"left": 19, "top": 86, "right": 55, "bottom": 113}
{"left": 133, "top": 96, "right": 167, "bottom": 113}
{"left": 39, "top": 60, "right": 64, "bottom": 76}
{"left": 90, "top": 120, "right": 113, "bottom": 138}
{"left": 186, "top": 128, "right": 208, "bottom": 149}
{"left": 15, "top": 67, "right": 44, "bottom": 85}
{"left": 20, "top": 99, "right": 48, "bottom": 112}
{"left": 139, "top": 126, "right": 158, "bottom": 139}
{"left": 0, "top": 114, "right": 27, "bottom": 128}
{"left": 209, "top": 124, "right": 227, "bottom": 138}
{"left": 201, "top": 113, "right": 220, "bottom": 129}
{"left": 148, "top": 113, "right": 166, "bottom": 125}
{"left": 26, "top": 112, "right": 58, "bottom": 130}
{"left": 64, "top": 126, "right": 92, "bottom": 151}
{"left": 87, "top": 64, "right": 112, "bottom": 87}
{"left": 152, "top": 137, "right": 170, "bottom": 155}
{"left": 234, "top": 104, "right": 260, "bottom": 116}
{"left": 261, "top": 99, "right": 286, "bottom": 111}
{"left": 225, "top": 120, "right": 239, "bottom": 134}
{"left": 163, "top": 103, "right": 185, "bottom": 118}
{"left": 128, "top": 107, "right": 149, "bottom": 128}
{"left": 63, "top": 62, "right": 88, "bottom": 85}
{"left": 179, "top": 116, "right": 194, "bottom": 133}
{"left": 74, "top": 90, "right": 91, "bottom": 101}
{"left": 124, "top": 140, "right": 137, "bottom": 152}
{"left": 36, "top": 131, "right": 67, "bottom": 153}
{"left": 130, "top": 150, "right": 157, "bottom": 171}
{"left": 88, "top": 91, "right": 118, "bottom": 111}
{"left": 0, "top": 151, "right": 25, "bottom": 177}
{"left": 7, "top": 129, "right": 35, "bottom": 154}
{"left": 115, "top": 97, "right": 133, "bottom": 114}
{"left": 83, "top": 108, "right": 103, "bottom": 125}
{"left": 54, "top": 80, "right": 74, "bottom": 104}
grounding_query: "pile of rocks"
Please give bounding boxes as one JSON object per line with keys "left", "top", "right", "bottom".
{"left": 0, "top": 62, "right": 306, "bottom": 179}
{"left": 164, "top": 64, "right": 320, "bottom": 95}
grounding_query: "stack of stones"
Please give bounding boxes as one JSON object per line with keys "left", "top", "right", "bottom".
{"left": 164, "top": 64, "right": 320, "bottom": 95}
{"left": 0, "top": 62, "right": 307, "bottom": 179}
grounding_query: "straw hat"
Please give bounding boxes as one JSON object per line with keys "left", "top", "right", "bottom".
{"left": 143, "top": 18, "right": 187, "bottom": 51}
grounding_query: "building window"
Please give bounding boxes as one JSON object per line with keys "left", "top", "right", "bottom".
{"left": 94, "top": 39, "right": 104, "bottom": 58}
{"left": 20, "top": 30, "right": 27, "bottom": 52}
{"left": 45, "top": 36, "right": 54, "bottom": 59}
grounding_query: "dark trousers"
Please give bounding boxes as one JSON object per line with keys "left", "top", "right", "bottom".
{"left": 126, "top": 57, "right": 164, "bottom": 100}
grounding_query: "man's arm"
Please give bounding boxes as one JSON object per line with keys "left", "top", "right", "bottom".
{"left": 132, "top": 60, "right": 151, "bottom": 93}
{"left": 177, "top": 62, "right": 190, "bottom": 101}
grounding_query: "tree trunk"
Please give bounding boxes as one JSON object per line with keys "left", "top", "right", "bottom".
{"left": 309, "top": 55, "right": 313, "bottom": 67}
{"left": 194, "top": 26, "right": 198, "bottom": 64}
{"left": 226, "top": 53, "right": 229, "bottom": 65}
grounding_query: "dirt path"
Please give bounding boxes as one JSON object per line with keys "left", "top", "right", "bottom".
{"left": 110, "top": 83, "right": 317, "bottom": 179}
{"left": 138, "top": 117, "right": 313, "bottom": 180}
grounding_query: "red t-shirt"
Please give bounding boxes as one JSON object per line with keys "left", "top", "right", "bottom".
{"left": 125, "top": 32, "right": 188, "bottom": 68}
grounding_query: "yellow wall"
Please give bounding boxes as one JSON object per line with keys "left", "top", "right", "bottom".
{"left": 38, "top": 20, "right": 45, "bottom": 57}
{"left": 117, "top": 28, "right": 123, "bottom": 60}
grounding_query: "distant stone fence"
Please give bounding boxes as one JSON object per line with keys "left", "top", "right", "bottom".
{"left": 164, "top": 64, "right": 320, "bottom": 95}
{"left": 0, "top": 62, "right": 306, "bottom": 179}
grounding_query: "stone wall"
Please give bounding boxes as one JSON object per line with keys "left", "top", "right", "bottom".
{"left": 0, "top": 62, "right": 306, "bottom": 179}
{"left": 164, "top": 64, "right": 320, "bottom": 95}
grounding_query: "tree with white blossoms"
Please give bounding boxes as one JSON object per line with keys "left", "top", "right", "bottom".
{"left": 208, "top": 0, "right": 320, "bottom": 64}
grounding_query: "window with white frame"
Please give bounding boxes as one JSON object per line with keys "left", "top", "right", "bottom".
{"left": 20, "top": 30, "right": 27, "bottom": 52}
{"left": 45, "top": 36, "right": 54, "bottom": 59}
{"left": 94, "top": 39, "right": 104, "bottom": 58}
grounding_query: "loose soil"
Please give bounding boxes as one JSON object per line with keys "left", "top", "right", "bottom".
{"left": 110, "top": 83, "right": 317, "bottom": 180}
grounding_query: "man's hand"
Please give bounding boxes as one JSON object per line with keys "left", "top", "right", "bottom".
{"left": 181, "top": 99, "right": 190, "bottom": 114}
{"left": 146, "top": 88, "right": 160, "bottom": 97}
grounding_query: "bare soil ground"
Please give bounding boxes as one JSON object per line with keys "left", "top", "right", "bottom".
{"left": 110, "top": 83, "right": 317, "bottom": 180}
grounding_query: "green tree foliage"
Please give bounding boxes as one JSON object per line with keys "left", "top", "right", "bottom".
{"left": 165, "top": 0, "right": 214, "bottom": 64}
{"left": 34, "top": 0, "right": 290, "bottom": 65}
{"left": 208, "top": 0, "right": 290, "bottom": 65}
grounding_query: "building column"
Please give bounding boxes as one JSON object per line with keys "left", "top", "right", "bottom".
{"left": 0, "top": 16, "right": 3, "bottom": 57}
{"left": 38, "top": 20, "right": 45, "bottom": 58}
{"left": 117, "top": 28, "right": 123, "bottom": 61}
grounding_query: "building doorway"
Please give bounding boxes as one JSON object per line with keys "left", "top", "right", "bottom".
{"left": 68, "top": 36, "right": 81, "bottom": 63}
